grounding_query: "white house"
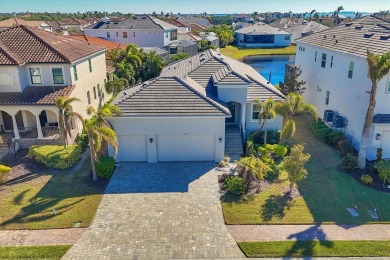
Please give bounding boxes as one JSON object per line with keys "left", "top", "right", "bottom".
{"left": 295, "top": 16, "right": 390, "bottom": 160}
{"left": 108, "top": 50, "right": 285, "bottom": 163}
{"left": 0, "top": 25, "right": 109, "bottom": 148}
{"left": 235, "top": 22, "right": 291, "bottom": 47}
{"left": 84, "top": 15, "right": 178, "bottom": 48}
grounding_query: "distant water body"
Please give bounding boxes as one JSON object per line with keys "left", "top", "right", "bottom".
{"left": 243, "top": 55, "right": 296, "bottom": 85}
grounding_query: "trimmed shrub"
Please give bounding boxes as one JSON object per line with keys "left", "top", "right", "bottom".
{"left": 327, "top": 131, "right": 346, "bottom": 146}
{"left": 274, "top": 144, "right": 288, "bottom": 158}
{"left": 28, "top": 145, "right": 82, "bottom": 169}
{"left": 218, "top": 160, "right": 227, "bottom": 168}
{"left": 95, "top": 156, "right": 115, "bottom": 179}
{"left": 76, "top": 133, "right": 88, "bottom": 153}
{"left": 225, "top": 175, "right": 245, "bottom": 194}
{"left": 377, "top": 148, "right": 383, "bottom": 161}
{"left": 338, "top": 139, "right": 354, "bottom": 155}
{"left": 361, "top": 174, "right": 373, "bottom": 185}
{"left": 341, "top": 153, "right": 358, "bottom": 172}
{"left": 0, "top": 165, "right": 11, "bottom": 184}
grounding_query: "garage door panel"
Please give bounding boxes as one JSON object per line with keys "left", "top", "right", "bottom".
{"left": 157, "top": 135, "right": 215, "bottom": 161}
{"left": 118, "top": 135, "right": 147, "bottom": 161}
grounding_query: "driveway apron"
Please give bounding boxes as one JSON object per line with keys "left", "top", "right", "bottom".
{"left": 63, "top": 162, "right": 244, "bottom": 259}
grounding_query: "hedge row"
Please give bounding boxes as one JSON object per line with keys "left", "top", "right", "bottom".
{"left": 28, "top": 145, "right": 82, "bottom": 169}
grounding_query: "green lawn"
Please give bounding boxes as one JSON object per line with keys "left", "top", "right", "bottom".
{"left": 0, "top": 160, "right": 105, "bottom": 229}
{"left": 222, "top": 115, "right": 390, "bottom": 224}
{"left": 220, "top": 45, "right": 296, "bottom": 60}
{"left": 239, "top": 241, "right": 390, "bottom": 258}
{"left": 0, "top": 245, "right": 71, "bottom": 259}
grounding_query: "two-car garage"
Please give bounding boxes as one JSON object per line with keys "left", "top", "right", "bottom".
{"left": 116, "top": 134, "right": 216, "bottom": 162}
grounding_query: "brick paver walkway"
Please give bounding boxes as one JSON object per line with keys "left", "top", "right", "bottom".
{"left": 63, "top": 162, "right": 244, "bottom": 259}
{"left": 227, "top": 224, "right": 390, "bottom": 242}
{"left": 0, "top": 228, "right": 86, "bottom": 246}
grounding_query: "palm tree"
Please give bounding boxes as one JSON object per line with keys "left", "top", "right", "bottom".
{"left": 124, "top": 44, "right": 142, "bottom": 69}
{"left": 54, "top": 96, "right": 84, "bottom": 148}
{"left": 105, "top": 75, "right": 129, "bottom": 96}
{"left": 274, "top": 93, "right": 318, "bottom": 143}
{"left": 335, "top": 6, "right": 344, "bottom": 24}
{"left": 358, "top": 51, "right": 390, "bottom": 168}
{"left": 141, "top": 51, "right": 165, "bottom": 79}
{"left": 255, "top": 97, "right": 276, "bottom": 145}
{"left": 115, "top": 60, "right": 136, "bottom": 85}
{"left": 309, "top": 9, "right": 316, "bottom": 20}
{"left": 85, "top": 104, "right": 121, "bottom": 180}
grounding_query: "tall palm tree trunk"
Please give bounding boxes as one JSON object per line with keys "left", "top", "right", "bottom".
{"left": 58, "top": 110, "right": 67, "bottom": 149}
{"left": 358, "top": 83, "right": 377, "bottom": 168}
{"left": 88, "top": 135, "right": 98, "bottom": 181}
{"left": 263, "top": 120, "right": 268, "bottom": 145}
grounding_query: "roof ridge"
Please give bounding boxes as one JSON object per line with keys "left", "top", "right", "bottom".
{"left": 247, "top": 75, "right": 285, "bottom": 99}
{"left": 20, "top": 25, "right": 71, "bottom": 63}
{"left": 174, "top": 76, "right": 230, "bottom": 116}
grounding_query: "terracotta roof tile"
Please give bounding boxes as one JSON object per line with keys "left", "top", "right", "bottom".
{"left": 0, "top": 25, "right": 106, "bottom": 65}
{"left": 69, "top": 35, "right": 126, "bottom": 51}
{"left": 0, "top": 85, "right": 75, "bottom": 105}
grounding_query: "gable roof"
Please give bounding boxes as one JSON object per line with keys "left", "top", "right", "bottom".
{"left": 85, "top": 15, "right": 164, "bottom": 30}
{"left": 112, "top": 77, "right": 230, "bottom": 117}
{"left": 296, "top": 16, "right": 390, "bottom": 57}
{"left": 168, "top": 40, "right": 197, "bottom": 48}
{"left": 166, "top": 18, "right": 188, "bottom": 28}
{"left": 177, "top": 17, "right": 212, "bottom": 28}
{"left": 0, "top": 85, "right": 75, "bottom": 105}
{"left": 69, "top": 35, "right": 126, "bottom": 51}
{"left": 0, "top": 25, "right": 106, "bottom": 65}
{"left": 235, "top": 22, "right": 291, "bottom": 35}
{"left": 178, "top": 32, "right": 202, "bottom": 42}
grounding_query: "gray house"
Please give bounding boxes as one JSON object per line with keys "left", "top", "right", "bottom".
{"left": 235, "top": 22, "right": 291, "bottom": 47}
{"left": 165, "top": 40, "right": 198, "bottom": 56}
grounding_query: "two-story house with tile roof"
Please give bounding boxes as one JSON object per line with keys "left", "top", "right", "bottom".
{"left": 84, "top": 15, "right": 178, "bottom": 48}
{"left": 108, "top": 50, "right": 285, "bottom": 163}
{"left": 0, "top": 25, "right": 110, "bottom": 148}
{"left": 295, "top": 16, "right": 390, "bottom": 160}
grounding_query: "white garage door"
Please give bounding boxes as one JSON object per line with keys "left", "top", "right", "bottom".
{"left": 157, "top": 135, "right": 215, "bottom": 161}
{"left": 382, "top": 131, "right": 390, "bottom": 159}
{"left": 117, "top": 135, "right": 147, "bottom": 161}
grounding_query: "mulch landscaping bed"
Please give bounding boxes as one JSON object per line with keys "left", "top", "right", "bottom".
{"left": 345, "top": 164, "right": 390, "bottom": 194}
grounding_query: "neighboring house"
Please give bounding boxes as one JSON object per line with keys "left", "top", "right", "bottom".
{"left": 176, "top": 16, "right": 212, "bottom": 28}
{"left": 69, "top": 34, "right": 127, "bottom": 51}
{"left": 234, "top": 22, "right": 252, "bottom": 30}
{"left": 0, "top": 25, "right": 109, "bottom": 148}
{"left": 233, "top": 14, "right": 254, "bottom": 23}
{"left": 108, "top": 50, "right": 284, "bottom": 162}
{"left": 165, "top": 40, "right": 198, "bottom": 56}
{"left": 177, "top": 32, "right": 202, "bottom": 42}
{"left": 295, "top": 16, "right": 390, "bottom": 160}
{"left": 84, "top": 15, "right": 178, "bottom": 48}
{"left": 166, "top": 18, "right": 191, "bottom": 33}
{"left": 47, "top": 17, "right": 92, "bottom": 35}
{"left": 235, "top": 22, "right": 291, "bottom": 47}
{"left": 0, "top": 18, "right": 52, "bottom": 32}
{"left": 199, "top": 32, "right": 220, "bottom": 49}
{"left": 188, "top": 23, "right": 207, "bottom": 33}
{"left": 142, "top": 47, "right": 170, "bottom": 62}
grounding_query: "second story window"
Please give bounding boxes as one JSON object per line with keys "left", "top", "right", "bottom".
{"left": 387, "top": 81, "right": 390, "bottom": 93}
{"left": 52, "top": 68, "right": 64, "bottom": 84}
{"left": 330, "top": 56, "right": 334, "bottom": 68}
{"left": 170, "top": 30, "right": 177, "bottom": 41}
{"left": 133, "top": 32, "right": 136, "bottom": 37}
{"left": 73, "top": 65, "right": 78, "bottom": 81}
{"left": 116, "top": 32, "right": 119, "bottom": 37}
{"left": 348, "top": 61, "right": 354, "bottom": 78}
{"left": 87, "top": 91, "right": 91, "bottom": 105}
{"left": 252, "top": 104, "right": 261, "bottom": 120}
{"left": 93, "top": 86, "right": 97, "bottom": 99}
{"left": 123, "top": 32, "right": 128, "bottom": 38}
{"left": 321, "top": 53, "right": 327, "bottom": 68}
{"left": 88, "top": 59, "right": 92, "bottom": 73}
{"left": 284, "top": 35, "right": 290, "bottom": 40}
{"left": 29, "top": 68, "right": 42, "bottom": 84}
{"left": 107, "top": 31, "right": 110, "bottom": 38}
{"left": 315, "top": 51, "right": 317, "bottom": 62}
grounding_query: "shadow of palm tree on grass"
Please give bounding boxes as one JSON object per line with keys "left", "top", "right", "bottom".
{"left": 262, "top": 194, "right": 292, "bottom": 221}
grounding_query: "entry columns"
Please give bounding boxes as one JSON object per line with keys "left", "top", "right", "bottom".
{"left": 11, "top": 114, "right": 20, "bottom": 139}
{"left": 241, "top": 104, "right": 246, "bottom": 138}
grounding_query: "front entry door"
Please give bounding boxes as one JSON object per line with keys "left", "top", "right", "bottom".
{"left": 225, "top": 102, "right": 236, "bottom": 124}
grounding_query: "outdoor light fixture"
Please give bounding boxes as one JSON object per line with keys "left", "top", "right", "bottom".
{"left": 219, "top": 137, "right": 223, "bottom": 143}
{"left": 149, "top": 138, "right": 153, "bottom": 143}
{"left": 376, "top": 134, "right": 381, "bottom": 140}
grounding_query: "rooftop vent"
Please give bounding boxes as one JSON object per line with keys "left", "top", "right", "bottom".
{"left": 355, "top": 25, "right": 363, "bottom": 30}
{"left": 142, "top": 17, "right": 147, "bottom": 19}
{"left": 345, "top": 22, "right": 353, "bottom": 26}
{"left": 364, "top": 33, "right": 374, "bottom": 38}
{"left": 323, "top": 35, "right": 327, "bottom": 39}
{"left": 379, "top": 35, "right": 390, "bottom": 40}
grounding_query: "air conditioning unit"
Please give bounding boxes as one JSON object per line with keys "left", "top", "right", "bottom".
{"left": 332, "top": 116, "right": 345, "bottom": 128}
{"left": 323, "top": 110, "right": 334, "bottom": 122}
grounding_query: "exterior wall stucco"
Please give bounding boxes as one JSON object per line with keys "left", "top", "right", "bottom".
{"left": 245, "top": 102, "right": 283, "bottom": 135}
{"left": 108, "top": 117, "right": 226, "bottom": 163}
{"left": 295, "top": 42, "right": 390, "bottom": 160}
{"left": 217, "top": 85, "right": 248, "bottom": 105}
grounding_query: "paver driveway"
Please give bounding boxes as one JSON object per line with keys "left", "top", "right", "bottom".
{"left": 63, "top": 162, "right": 244, "bottom": 259}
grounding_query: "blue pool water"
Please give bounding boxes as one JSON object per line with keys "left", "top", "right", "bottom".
{"left": 243, "top": 55, "right": 296, "bottom": 85}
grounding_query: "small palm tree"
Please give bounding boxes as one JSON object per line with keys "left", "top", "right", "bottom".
{"left": 255, "top": 97, "right": 276, "bottom": 145}
{"left": 85, "top": 104, "right": 122, "bottom": 180}
{"left": 54, "top": 96, "right": 84, "bottom": 148}
{"left": 274, "top": 93, "right": 317, "bottom": 143}
{"left": 105, "top": 75, "right": 129, "bottom": 96}
{"left": 358, "top": 50, "right": 390, "bottom": 168}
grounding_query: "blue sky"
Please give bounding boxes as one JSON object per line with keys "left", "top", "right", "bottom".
{"left": 0, "top": 0, "right": 388, "bottom": 13}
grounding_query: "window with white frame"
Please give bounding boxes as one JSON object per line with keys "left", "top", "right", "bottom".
{"left": 321, "top": 53, "right": 327, "bottom": 68}
{"left": 284, "top": 35, "right": 290, "bottom": 40}
{"left": 73, "top": 65, "right": 78, "bottom": 81}
{"left": 252, "top": 103, "right": 261, "bottom": 120}
{"left": 29, "top": 67, "right": 42, "bottom": 84}
{"left": 52, "top": 68, "right": 64, "bottom": 84}
{"left": 348, "top": 61, "right": 354, "bottom": 78}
